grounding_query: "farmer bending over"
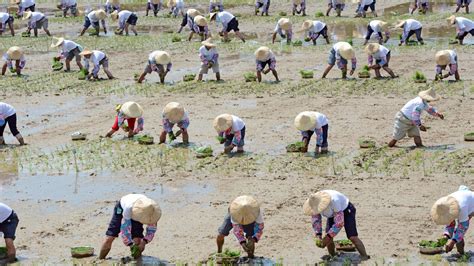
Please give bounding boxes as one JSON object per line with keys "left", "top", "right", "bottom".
{"left": 0, "top": 102, "right": 25, "bottom": 145}
{"left": 294, "top": 111, "right": 329, "bottom": 154}
{"left": 302, "top": 20, "right": 330, "bottom": 45}
{"left": 322, "top": 42, "right": 356, "bottom": 79}
{"left": 272, "top": 18, "right": 292, "bottom": 45}
{"left": 79, "top": 9, "right": 107, "bottom": 36}
{"left": 2, "top": 47, "right": 25, "bottom": 76}
{"left": 23, "top": 11, "right": 51, "bottom": 37}
{"left": 365, "top": 43, "right": 397, "bottom": 78}
{"left": 0, "top": 203, "right": 19, "bottom": 263}
{"left": 0, "top": 12, "right": 15, "bottom": 36}
{"left": 160, "top": 102, "right": 189, "bottom": 144}
{"left": 435, "top": 50, "right": 460, "bottom": 82}
{"left": 210, "top": 11, "right": 245, "bottom": 42}
{"left": 213, "top": 114, "right": 246, "bottom": 154}
{"left": 105, "top": 101, "right": 144, "bottom": 138}
{"left": 137, "top": 51, "right": 172, "bottom": 84}
{"left": 80, "top": 50, "right": 114, "bottom": 80}
{"left": 255, "top": 46, "right": 279, "bottom": 82}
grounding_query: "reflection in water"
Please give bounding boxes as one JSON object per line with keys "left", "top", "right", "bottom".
{"left": 383, "top": 1, "right": 456, "bottom": 15}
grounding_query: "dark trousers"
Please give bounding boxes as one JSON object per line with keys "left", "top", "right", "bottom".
{"left": 406, "top": 28, "right": 423, "bottom": 42}
{"left": 365, "top": 25, "right": 382, "bottom": 40}
{"left": 457, "top": 29, "right": 474, "bottom": 41}
{"left": 0, "top": 114, "right": 19, "bottom": 137}
{"left": 303, "top": 124, "right": 329, "bottom": 148}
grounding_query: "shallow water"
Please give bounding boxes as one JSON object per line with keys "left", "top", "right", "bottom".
{"left": 383, "top": 0, "right": 456, "bottom": 15}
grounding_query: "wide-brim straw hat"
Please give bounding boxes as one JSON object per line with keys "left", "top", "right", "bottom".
{"left": 338, "top": 42, "right": 355, "bottom": 60}
{"left": 294, "top": 0, "right": 303, "bottom": 4}
{"left": 255, "top": 46, "right": 271, "bottom": 61}
{"left": 154, "top": 51, "right": 171, "bottom": 65}
{"left": 167, "top": 0, "right": 176, "bottom": 7}
{"left": 120, "top": 101, "right": 144, "bottom": 118}
{"left": 7, "top": 46, "right": 23, "bottom": 60}
{"left": 447, "top": 15, "right": 456, "bottom": 25}
{"left": 278, "top": 18, "right": 291, "bottom": 31}
{"left": 131, "top": 197, "right": 162, "bottom": 224}
{"left": 202, "top": 38, "right": 216, "bottom": 48}
{"left": 194, "top": 15, "right": 207, "bottom": 27}
{"left": 213, "top": 114, "right": 233, "bottom": 132}
{"left": 187, "top": 8, "right": 200, "bottom": 18}
{"left": 229, "top": 195, "right": 260, "bottom": 225}
{"left": 396, "top": 20, "right": 406, "bottom": 28}
{"left": 365, "top": 43, "right": 380, "bottom": 54}
{"left": 431, "top": 196, "right": 459, "bottom": 225}
{"left": 164, "top": 102, "right": 185, "bottom": 123}
{"left": 51, "top": 37, "right": 65, "bottom": 48}
{"left": 294, "top": 111, "right": 317, "bottom": 131}
{"left": 435, "top": 50, "right": 451, "bottom": 66}
{"left": 301, "top": 20, "right": 312, "bottom": 31}
{"left": 79, "top": 49, "right": 93, "bottom": 56}
{"left": 209, "top": 12, "right": 217, "bottom": 21}
{"left": 111, "top": 0, "right": 120, "bottom": 5}
{"left": 303, "top": 191, "right": 331, "bottom": 216}
{"left": 95, "top": 9, "right": 107, "bottom": 20}
{"left": 22, "top": 11, "right": 32, "bottom": 20}
{"left": 375, "top": 20, "right": 388, "bottom": 30}
{"left": 110, "top": 10, "right": 119, "bottom": 20}
{"left": 418, "top": 88, "right": 440, "bottom": 102}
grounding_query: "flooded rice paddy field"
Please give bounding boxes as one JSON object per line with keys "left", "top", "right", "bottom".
{"left": 1, "top": 0, "right": 474, "bottom": 264}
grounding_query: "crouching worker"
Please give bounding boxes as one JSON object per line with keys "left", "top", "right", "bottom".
{"left": 255, "top": 46, "right": 279, "bottom": 83}
{"left": 294, "top": 111, "right": 329, "bottom": 154}
{"left": 99, "top": 194, "right": 161, "bottom": 259}
{"left": 217, "top": 196, "right": 264, "bottom": 258}
{"left": 160, "top": 102, "right": 189, "bottom": 144}
{"left": 388, "top": 88, "right": 444, "bottom": 148}
{"left": 322, "top": 41, "right": 356, "bottom": 79}
{"left": 2, "top": 46, "right": 25, "bottom": 76}
{"left": 213, "top": 114, "right": 245, "bottom": 154}
{"left": 304, "top": 190, "right": 369, "bottom": 260}
{"left": 198, "top": 38, "right": 220, "bottom": 81}
{"left": 435, "top": 50, "right": 460, "bottom": 82}
{"left": 80, "top": 50, "right": 114, "bottom": 80}
{"left": 105, "top": 101, "right": 144, "bottom": 138}
{"left": 431, "top": 186, "right": 473, "bottom": 255}
{"left": 51, "top": 37, "right": 84, "bottom": 72}
{"left": 0, "top": 202, "right": 19, "bottom": 263}
{"left": 0, "top": 102, "right": 25, "bottom": 145}
{"left": 138, "top": 51, "right": 171, "bottom": 84}
{"left": 365, "top": 43, "right": 397, "bottom": 78}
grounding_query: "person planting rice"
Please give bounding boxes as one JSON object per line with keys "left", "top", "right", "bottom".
{"left": 447, "top": 15, "right": 474, "bottom": 45}
{"left": 0, "top": 202, "right": 19, "bottom": 263}
{"left": 2, "top": 47, "right": 25, "bottom": 77}
{"left": 301, "top": 20, "right": 330, "bottom": 45}
{"left": 105, "top": 0, "right": 120, "bottom": 14}
{"left": 255, "top": 46, "right": 279, "bottom": 83}
{"left": 304, "top": 190, "right": 370, "bottom": 260}
{"left": 363, "top": 20, "right": 389, "bottom": 45}
{"left": 15, "top": 0, "right": 35, "bottom": 16}
{"left": 321, "top": 41, "right": 356, "bottom": 79}
{"left": 79, "top": 50, "right": 114, "bottom": 81}
{"left": 365, "top": 43, "right": 397, "bottom": 78}
{"left": 388, "top": 88, "right": 444, "bottom": 148}
{"left": 294, "top": 111, "right": 329, "bottom": 154}
{"left": 0, "top": 12, "right": 15, "bottom": 36}
{"left": 79, "top": 9, "right": 107, "bottom": 36}
{"left": 188, "top": 15, "right": 209, "bottom": 41}
{"left": 198, "top": 38, "right": 220, "bottom": 81}
{"left": 431, "top": 186, "right": 473, "bottom": 255}
{"left": 160, "top": 102, "right": 189, "bottom": 144}
{"left": 272, "top": 18, "right": 292, "bottom": 45}
{"left": 355, "top": 0, "right": 377, "bottom": 18}
{"left": 146, "top": 0, "right": 162, "bottom": 16}
{"left": 209, "top": 0, "right": 224, "bottom": 12}
{"left": 292, "top": 0, "right": 306, "bottom": 16}
{"left": 168, "top": 0, "right": 184, "bottom": 17}
{"left": 216, "top": 195, "right": 264, "bottom": 258}
{"left": 210, "top": 11, "right": 245, "bottom": 43}
{"left": 111, "top": 10, "right": 138, "bottom": 36}
{"left": 137, "top": 50, "right": 172, "bottom": 84}
{"left": 434, "top": 50, "right": 460, "bottom": 82}
{"left": 22, "top": 11, "right": 51, "bottom": 37}
{"left": 58, "top": 0, "right": 78, "bottom": 17}
{"left": 455, "top": 0, "right": 471, "bottom": 13}
{"left": 411, "top": 0, "right": 429, "bottom": 14}
{"left": 0, "top": 102, "right": 25, "bottom": 145}
{"left": 105, "top": 101, "right": 144, "bottom": 138}
{"left": 213, "top": 114, "right": 245, "bottom": 154}
{"left": 397, "top": 19, "right": 424, "bottom": 45}
{"left": 177, "top": 8, "right": 200, "bottom": 34}
{"left": 255, "top": 0, "right": 270, "bottom": 16}
{"left": 99, "top": 194, "right": 161, "bottom": 260}
{"left": 51, "top": 37, "right": 84, "bottom": 72}
{"left": 326, "top": 0, "right": 345, "bottom": 17}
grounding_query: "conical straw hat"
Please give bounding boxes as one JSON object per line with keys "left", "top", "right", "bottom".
{"left": 374, "top": 20, "right": 388, "bottom": 30}
{"left": 447, "top": 15, "right": 456, "bottom": 25}
{"left": 301, "top": 20, "right": 313, "bottom": 31}
{"left": 110, "top": 10, "right": 119, "bottom": 20}
{"left": 163, "top": 102, "right": 185, "bottom": 123}
{"left": 278, "top": 18, "right": 291, "bottom": 31}
{"left": 187, "top": 8, "right": 200, "bottom": 18}
{"left": 229, "top": 195, "right": 260, "bottom": 225}
{"left": 303, "top": 191, "right": 331, "bottom": 216}
{"left": 111, "top": 0, "right": 120, "bottom": 5}
{"left": 396, "top": 20, "right": 406, "bottom": 28}
{"left": 194, "top": 15, "right": 207, "bottom": 27}
{"left": 131, "top": 197, "right": 162, "bottom": 224}
{"left": 22, "top": 11, "right": 32, "bottom": 20}
{"left": 365, "top": 43, "right": 380, "bottom": 54}
{"left": 79, "top": 49, "right": 93, "bottom": 56}
{"left": 6, "top": 46, "right": 23, "bottom": 60}
{"left": 255, "top": 46, "right": 271, "bottom": 61}
{"left": 418, "top": 88, "right": 440, "bottom": 102}
{"left": 435, "top": 50, "right": 451, "bottom": 66}
{"left": 154, "top": 51, "right": 171, "bottom": 65}
{"left": 95, "top": 9, "right": 107, "bottom": 20}
{"left": 213, "top": 114, "right": 233, "bottom": 132}
{"left": 294, "top": 111, "right": 317, "bottom": 131}
{"left": 120, "top": 101, "right": 144, "bottom": 118}
{"left": 209, "top": 12, "right": 217, "bottom": 20}
{"left": 431, "top": 196, "right": 459, "bottom": 225}
{"left": 294, "top": 0, "right": 303, "bottom": 4}
{"left": 51, "top": 37, "right": 65, "bottom": 48}
{"left": 337, "top": 42, "right": 354, "bottom": 60}
{"left": 202, "top": 38, "right": 216, "bottom": 47}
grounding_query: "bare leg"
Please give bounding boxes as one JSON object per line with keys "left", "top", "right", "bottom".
{"left": 216, "top": 234, "right": 225, "bottom": 253}
{"left": 44, "top": 28, "right": 51, "bottom": 36}
{"left": 321, "top": 64, "right": 334, "bottom": 78}
{"left": 131, "top": 25, "right": 137, "bottom": 35}
{"left": 65, "top": 59, "right": 72, "bottom": 71}
{"left": 33, "top": 28, "right": 38, "bottom": 37}
{"left": 159, "top": 130, "right": 167, "bottom": 144}
{"left": 349, "top": 236, "right": 369, "bottom": 259}
{"left": 388, "top": 139, "right": 397, "bottom": 147}
{"left": 103, "top": 67, "right": 114, "bottom": 79}
{"left": 137, "top": 72, "right": 147, "bottom": 83}
{"left": 80, "top": 27, "right": 87, "bottom": 36}
{"left": 373, "top": 67, "right": 382, "bottom": 78}
{"left": 99, "top": 236, "right": 115, "bottom": 259}
{"left": 188, "top": 32, "right": 194, "bottom": 41}
{"left": 216, "top": 72, "right": 221, "bottom": 81}
{"left": 197, "top": 73, "right": 203, "bottom": 81}
{"left": 326, "top": 6, "right": 332, "bottom": 16}
{"left": 76, "top": 57, "right": 83, "bottom": 70}
{"left": 2, "top": 63, "right": 7, "bottom": 75}
{"left": 15, "top": 133, "right": 25, "bottom": 145}
{"left": 326, "top": 238, "right": 336, "bottom": 256}
{"left": 182, "top": 130, "right": 189, "bottom": 144}
{"left": 383, "top": 66, "right": 396, "bottom": 78}
{"left": 414, "top": 136, "right": 424, "bottom": 147}
{"left": 124, "top": 24, "right": 129, "bottom": 35}
{"left": 456, "top": 240, "right": 465, "bottom": 255}
{"left": 341, "top": 65, "right": 347, "bottom": 79}
{"left": 5, "top": 238, "right": 16, "bottom": 263}
{"left": 454, "top": 70, "right": 460, "bottom": 81}
{"left": 256, "top": 71, "right": 262, "bottom": 82}
{"left": 271, "top": 69, "right": 279, "bottom": 81}
{"left": 235, "top": 31, "right": 246, "bottom": 42}
{"left": 105, "top": 129, "right": 117, "bottom": 137}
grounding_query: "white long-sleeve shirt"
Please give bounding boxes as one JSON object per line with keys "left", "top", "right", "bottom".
{"left": 401, "top": 19, "right": 422, "bottom": 42}
{"left": 117, "top": 10, "right": 132, "bottom": 28}
{"left": 199, "top": 46, "right": 218, "bottom": 64}
{"left": 61, "top": 0, "right": 77, "bottom": 7}
{"left": 216, "top": 11, "right": 234, "bottom": 31}
{"left": 309, "top": 21, "right": 326, "bottom": 33}
{"left": 20, "top": 0, "right": 35, "bottom": 7}
{"left": 0, "top": 203, "right": 13, "bottom": 223}
{"left": 83, "top": 50, "right": 106, "bottom": 77}
{"left": 455, "top": 17, "right": 474, "bottom": 33}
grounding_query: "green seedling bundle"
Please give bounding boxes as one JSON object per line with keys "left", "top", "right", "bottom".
{"left": 299, "top": 70, "right": 314, "bottom": 79}
{"left": 244, "top": 72, "right": 257, "bottom": 82}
